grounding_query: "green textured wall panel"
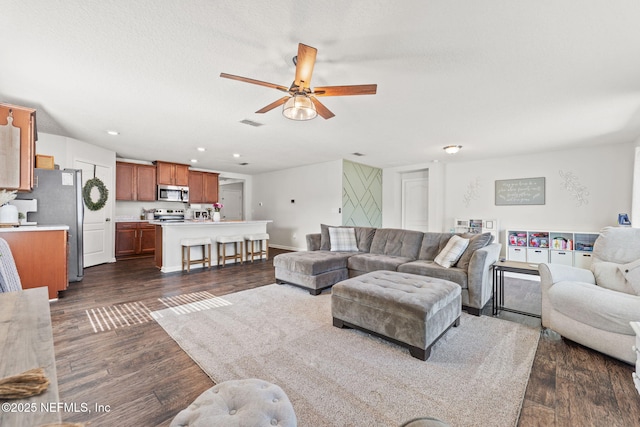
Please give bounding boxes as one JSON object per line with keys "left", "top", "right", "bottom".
{"left": 342, "top": 160, "right": 382, "bottom": 227}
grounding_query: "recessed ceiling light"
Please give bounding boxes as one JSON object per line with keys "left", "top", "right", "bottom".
{"left": 443, "top": 145, "right": 462, "bottom": 154}
{"left": 233, "top": 153, "right": 241, "bottom": 158}
{"left": 106, "top": 130, "right": 119, "bottom": 136}
{"left": 197, "top": 147, "right": 206, "bottom": 152}
{"left": 191, "top": 159, "right": 198, "bottom": 163}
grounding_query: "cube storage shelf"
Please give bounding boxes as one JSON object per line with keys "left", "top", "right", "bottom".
{"left": 506, "top": 229, "right": 598, "bottom": 268}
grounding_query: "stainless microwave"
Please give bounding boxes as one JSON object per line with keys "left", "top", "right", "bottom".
{"left": 157, "top": 185, "right": 189, "bottom": 202}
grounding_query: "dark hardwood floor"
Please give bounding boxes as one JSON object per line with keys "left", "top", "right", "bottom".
{"left": 49, "top": 251, "right": 639, "bottom": 426}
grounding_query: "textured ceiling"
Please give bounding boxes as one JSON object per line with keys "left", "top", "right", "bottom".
{"left": 2, "top": 1, "right": 640, "bottom": 175}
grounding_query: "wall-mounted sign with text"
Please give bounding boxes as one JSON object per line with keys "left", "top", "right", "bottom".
{"left": 495, "top": 177, "right": 545, "bottom": 206}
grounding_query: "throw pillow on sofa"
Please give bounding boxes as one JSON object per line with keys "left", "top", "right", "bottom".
{"left": 456, "top": 232, "right": 493, "bottom": 270}
{"left": 328, "top": 227, "right": 358, "bottom": 251}
{"left": 435, "top": 235, "right": 470, "bottom": 268}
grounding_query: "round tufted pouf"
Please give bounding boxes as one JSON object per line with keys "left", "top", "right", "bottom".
{"left": 170, "top": 378, "right": 297, "bottom": 427}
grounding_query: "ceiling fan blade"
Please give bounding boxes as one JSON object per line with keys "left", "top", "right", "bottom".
{"left": 294, "top": 44, "right": 317, "bottom": 90}
{"left": 255, "top": 96, "right": 290, "bottom": 114}
{"left": 220, "top": 73, "right": 289, "bottom": 92}
{"left": 310, "top": 97, "right": 335, "bottom": 120}
{"left": 312, "top": 84, "right": 377, "bottom": 97}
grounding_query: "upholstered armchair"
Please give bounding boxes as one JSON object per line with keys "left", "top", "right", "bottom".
{"left": 539, "top": 226, "right": 640, "bottom": 364}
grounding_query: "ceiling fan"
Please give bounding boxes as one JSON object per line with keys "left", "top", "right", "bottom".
{"left": 220, "top": 43, "right": 377, "bottom": 120}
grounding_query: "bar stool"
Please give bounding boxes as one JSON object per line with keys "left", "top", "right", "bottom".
{"left": 181, "top": 237, "right": 212, "bottom": 272}
{"left": 244, "top": 233, "right": 269, "bottom": 262}
{"left": 216, "top": 235, "right": 244, "bottom": 267}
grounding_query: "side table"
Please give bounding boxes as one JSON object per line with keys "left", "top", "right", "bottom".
{"left": 492, "top": 260, "right": 541, "bottom": 318}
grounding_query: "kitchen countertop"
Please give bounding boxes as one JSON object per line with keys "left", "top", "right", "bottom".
{"left": 150, "top": 220, "right": 272, "bottom": 226}
{"left": 0, "top": 225, "right": 69, "bottom": 232}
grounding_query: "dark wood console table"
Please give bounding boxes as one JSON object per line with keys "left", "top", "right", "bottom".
{"left": 0, "top": 287, "right": 61, "bottom": 426}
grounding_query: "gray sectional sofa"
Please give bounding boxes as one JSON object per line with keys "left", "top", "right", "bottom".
{"left": 274, "top": 225, "right": 501, "bottom": 315}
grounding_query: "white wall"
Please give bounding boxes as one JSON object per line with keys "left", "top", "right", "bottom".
{"left": 252, "top": 160, "right": 343, "bottom": 250}
{"left": 382, "top": 143, "right": 635, "bottom": 240}
{"left": 442, "top": 142, "right": 634, "bottom": 238}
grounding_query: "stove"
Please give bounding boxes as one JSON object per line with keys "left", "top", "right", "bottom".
{"left": 154, "top": 208, "right": 185, "bottom": 222}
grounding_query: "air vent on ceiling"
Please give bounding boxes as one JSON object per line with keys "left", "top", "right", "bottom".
{"left": 239, "top": 162, "right": 249, "bottom": 166}
{"left": 351, "top": 152, "right": 365, "bottom": 157}
{"left": 239, "top": 119, "right": 264, "bottom": 127}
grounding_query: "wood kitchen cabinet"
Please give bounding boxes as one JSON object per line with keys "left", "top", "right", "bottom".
{"left": 116, "top": 162, "right": 157, "bottom": 201}
{"left": 116, "top": 222, "right": 156, "bottom": 258}
{"left": 0, "top": 103, "right": 37, "bottom": 191}
{"left": 155, "top": 161, "right": 189, "bottom": 186}
{"left": 0, "top": 229, "right": 68, "bottom": 299}
{"left": 188, "top": 170, "right": 219, "bottom": 203}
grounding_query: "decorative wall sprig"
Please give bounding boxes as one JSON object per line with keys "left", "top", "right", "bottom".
{"left": 559, "top": 170, "right": 589, "bottom": 206}
{"left": 463, "top": 177, "right": 481, "bottom": 207}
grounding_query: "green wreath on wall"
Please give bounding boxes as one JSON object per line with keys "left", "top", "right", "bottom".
{"left": 83, "top": 177, "right": 109, "bottom": 211}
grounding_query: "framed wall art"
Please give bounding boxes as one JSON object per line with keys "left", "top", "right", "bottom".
{"left": 495, "top": 177, "right": 545, "bottom": 206}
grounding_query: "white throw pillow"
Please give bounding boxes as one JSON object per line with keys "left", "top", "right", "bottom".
{"left": 435, "top": 235, "right": 470, "bottom": 268}
{"left": 328, "top": 227, "right": 358, "bottom": 252}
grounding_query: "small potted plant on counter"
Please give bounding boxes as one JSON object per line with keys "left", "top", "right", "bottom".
{"left": 212, "top": 202, "right": 223, "bottom": 222}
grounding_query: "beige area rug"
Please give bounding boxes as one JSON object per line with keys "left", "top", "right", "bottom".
{"left": 153, "top": 284, "right": 540, "bottom": 427}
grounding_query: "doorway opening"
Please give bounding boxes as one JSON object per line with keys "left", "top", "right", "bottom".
{"left": 219, "top": 178, "right": 244, "bottom": 220}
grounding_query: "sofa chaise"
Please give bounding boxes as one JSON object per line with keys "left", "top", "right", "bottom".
{"left": 274, "top": 225, "right": 501, "bottom": 316}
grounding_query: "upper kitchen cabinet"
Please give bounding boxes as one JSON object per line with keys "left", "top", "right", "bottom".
{"left": 0, "top": 103, "right": 36, "bottom": 191}
{"left": 189, "top": 170, "right": 219, "bottom": 203}
{"left": 155, "top": 161, "right": 189, "bottom": 186}
{"left": 116, "top": 162, "right": 157, "bottom": 201}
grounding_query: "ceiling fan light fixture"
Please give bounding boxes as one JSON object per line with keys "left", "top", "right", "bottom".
{"left": 282, "top": 94, "right": 317, "bottom": 121}
{"left": 443, "top": 145, "right": 462, "bottom": 154}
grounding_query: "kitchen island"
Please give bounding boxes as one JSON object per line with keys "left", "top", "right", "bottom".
{"left": 152, "top": 220, "right": 272, "bottom": 273}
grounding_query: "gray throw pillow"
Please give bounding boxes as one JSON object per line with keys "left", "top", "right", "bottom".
{"left": 320, "top": 224, "right": 332, "bottom": 250}
{"left": 456, "top": 232, "right": 492, "bottom": 270}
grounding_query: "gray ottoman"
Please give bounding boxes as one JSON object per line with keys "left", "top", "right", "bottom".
{"left": 170, "top": 378, "right": 297, "bottom": 427}
{"left": 331, "top": 271, "right": 461, "bottom": 360}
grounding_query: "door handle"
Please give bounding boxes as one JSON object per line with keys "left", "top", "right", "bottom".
{"left": 105, "top": 218, "right": 111, "bottom": 222}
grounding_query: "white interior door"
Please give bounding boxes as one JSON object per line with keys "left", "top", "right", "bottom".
{"left": 220, "top": 188, "right": 243, "bottom": 220}
{"left": 75, "top": 160, "right": 113, "bottom": 267}
{"left": 402, "top": 178, "right": 429, "bottom": 232}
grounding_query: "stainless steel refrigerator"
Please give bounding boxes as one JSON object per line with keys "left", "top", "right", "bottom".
{"left": 16, "top": 168, "right": 84, "bottom": 282}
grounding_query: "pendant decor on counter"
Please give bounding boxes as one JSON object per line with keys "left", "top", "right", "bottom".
{"left": 83, "top": 165, "right": 109, "bottom": 211}
{"left": 213, "top": 211, "right": 221, "bottom": 222}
